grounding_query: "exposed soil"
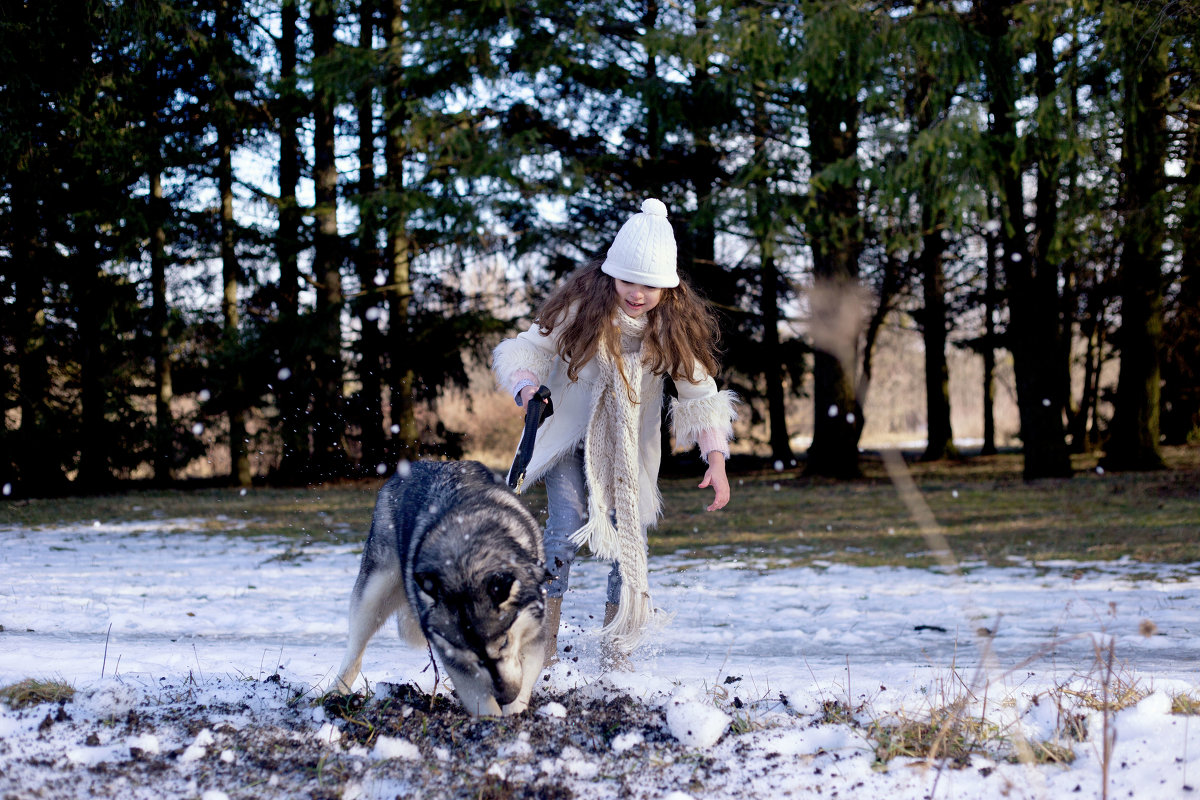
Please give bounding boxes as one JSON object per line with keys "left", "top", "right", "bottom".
{"left": 1, "top": 675, "right": 738, "bottom": 800}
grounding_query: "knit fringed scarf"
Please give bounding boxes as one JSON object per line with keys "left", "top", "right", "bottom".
{"left": 568, "top": 311, "right": 654, "bottom": 652}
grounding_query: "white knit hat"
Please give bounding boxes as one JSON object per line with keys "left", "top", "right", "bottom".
{"left": 600, "top": 198, "right": 679, "bottom": 288}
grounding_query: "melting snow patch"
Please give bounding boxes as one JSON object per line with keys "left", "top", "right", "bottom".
{"left": 560, "top": 745, "right": 599, "bottom": 778}
{"left": 498, "top": 732, "right": 533, "bottom": 760}
{"left": 179, "top": 728, "right": 215, "bottom": 764}
{"left": 665, "top": 690, "right": 731, "bottom": 749}
{"left": 84, "top": 679, "right": 141, "bottom": 717}
{"left": 127, "top": 733, "right": 161, "bottom": 756}
{"left": 313, "top": 722, "right": 342, "bottom": 746}
{"left": 372, "top": 735, "right": 420, "bottom": 761}
{"left": 611, "top": 730, "right": 644, "bottom": 753}
{"left": 538, "top": 701, "right": 567, "bottom": 719}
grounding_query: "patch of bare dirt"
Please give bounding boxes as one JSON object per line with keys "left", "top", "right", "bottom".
{"left": 0, "top": 675, "right": 730, "bottom": 800}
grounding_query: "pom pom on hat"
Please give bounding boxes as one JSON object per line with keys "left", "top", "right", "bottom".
{"left": 601, "top": 198, "right": 679, "bottom": 288}
{"left": 640, "top": 198, "right": 668, "bottom": 217}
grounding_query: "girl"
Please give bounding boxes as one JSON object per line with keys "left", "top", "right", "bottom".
{"left": 492, "top": 198, "right": 739, "bottom": 666}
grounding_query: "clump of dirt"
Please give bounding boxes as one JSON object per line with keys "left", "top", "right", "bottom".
{"left": 321, "top": 681, "right": 703, "bottom": 798}
{"left": 0, "top": 674, "right": 728, "bottom": 800}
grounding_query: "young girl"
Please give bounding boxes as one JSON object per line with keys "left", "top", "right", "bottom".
{"left": 492, "top": 198, "right": 739, "bottom": 666}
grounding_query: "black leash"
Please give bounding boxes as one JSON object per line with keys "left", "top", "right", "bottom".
{"left": 507, "top": 385, "right": 553, "bottom": 493}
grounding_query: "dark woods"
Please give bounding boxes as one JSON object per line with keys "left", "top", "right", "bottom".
{"left": 1, "top": 1, "right": 1198, "bottom": 495}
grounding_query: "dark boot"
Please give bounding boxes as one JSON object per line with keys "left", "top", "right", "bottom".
{"left": 543, "top": 596, "right": 563, "bottom": 668}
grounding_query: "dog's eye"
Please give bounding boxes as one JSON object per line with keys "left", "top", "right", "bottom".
{"left": 415, "top": 572, "right": 442, "bottom": 600}
{"left": 485, "top": 572, "right": 515, "bottom": 607}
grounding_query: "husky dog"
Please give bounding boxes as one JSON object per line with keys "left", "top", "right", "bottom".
{"left": 334, "top": 460, "right": 547, "bottom": 716}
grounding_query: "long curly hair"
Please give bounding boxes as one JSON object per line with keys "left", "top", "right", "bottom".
{"left": 535, "top": 259, "right": 721, "bottom": 386}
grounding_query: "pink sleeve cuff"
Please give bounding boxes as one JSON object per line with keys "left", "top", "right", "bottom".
{"left": 698, "top": 429, "right": 729, "bottom": 463}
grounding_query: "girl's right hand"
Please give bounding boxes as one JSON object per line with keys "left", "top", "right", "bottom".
{"left": 518, "top": 384, "right": 539, "bottom": 408}
{"left": 699, "top": 452, "right": 731, "bottom": 511}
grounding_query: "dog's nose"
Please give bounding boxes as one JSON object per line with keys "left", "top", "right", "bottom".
{"left": 494, "top": 681, "right": 520, "bottom": 707}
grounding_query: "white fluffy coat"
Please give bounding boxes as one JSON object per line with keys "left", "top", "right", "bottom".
{"left": 491, "top": 314, "right": 738, "bottom": 530}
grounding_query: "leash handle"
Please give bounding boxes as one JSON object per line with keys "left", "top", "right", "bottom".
{"left": 507, "top": 386, "right": 553, "bottom": 492}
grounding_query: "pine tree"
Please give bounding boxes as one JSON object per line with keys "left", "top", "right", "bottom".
{"left": 976, "top": 0, "right": 1073, "bottom": 479}
{"left": 801, "top": 1, "right": 881, "bottom": 479}
{"left": 1101, "top": 0, "right": 1173, "bottom": 471}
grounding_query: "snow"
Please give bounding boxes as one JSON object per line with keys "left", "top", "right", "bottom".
{"left": 665, "top": 686, "right": 732, "bottom": 748}
{"left": 537, "top": 700, "right": 568, "bottom": 719}
{"left": 371, "top": 735, "right": 420, "bottom": 761}
{"left": 3, "top": 518, "right": 1200, "bottom": 798}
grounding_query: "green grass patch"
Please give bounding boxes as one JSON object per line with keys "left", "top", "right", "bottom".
{"left": 0, "top": 484, "right": 382, "bottom": 544}
{"left": 3, "top": 447, "right": 1198, "bottom": 571}
{"left": 650, "top": 446, "right": 1200, "bottom": 569}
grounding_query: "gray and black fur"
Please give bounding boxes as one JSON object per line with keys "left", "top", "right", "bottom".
{"left": 334, "top": 460, "right": 547, "bottom": 716}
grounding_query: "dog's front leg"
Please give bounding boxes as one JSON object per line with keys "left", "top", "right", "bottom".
{"left": 500, "top": 632, "right": 546, "bottom": 716}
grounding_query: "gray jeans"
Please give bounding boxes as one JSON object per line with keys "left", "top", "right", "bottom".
{"left": 542, "top": 446, "right": 625, "bottom": 604}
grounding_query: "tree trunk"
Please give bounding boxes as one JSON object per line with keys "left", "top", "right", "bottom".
{"left": 1069, "top": 297, "right": 1102, "bottom": 453}
{"left": 1052, "top": 31, "right": 1085, "bottom": 455}
{"left": 1161, "top": 101, "right": 1200, "bottom": 444}
{"left": 762, "top": 250, "right": 794, "bottom": 464}
{"left": 383, "top": 0, "right": 419, "bottom": 462}
{"left": 978, "top": 0, "right": 1071, "bottom": 479}
{"left": 910, "top": 9, "right": 956, "bottom": 462}
{"left": 1102, "top": 14, "right": 1169, "bottom": 471}
{"left": 310, "top": 0, "right": 347, "bottom": 478}
{"left": 981, "top": 222, "right": 998, "bottom": 456}
{"left": 217, "top": 0, "right": 251, "bottom": 488}
{"left": 76, "top": 253, "right": 108, "bottom": 491}
{"left": 355, "top": 0, "right": 385, "bottom": 472}
{"left": 275, "top": 0, "right": 308, "bottom": 479}
{"left": 804, "top": 84, "right": 862, "bottom": 480}
{"left": 11, "top": 171, "right": 62, "bottom": 490}
{"left": 919, "top": 226, "right": 955, "bottom": 461}
{"left": 1032, "top": 31, "right": 1069, "bottom": 437}
{"left": 150, "top": 170, "right": 174, "bottom": 485}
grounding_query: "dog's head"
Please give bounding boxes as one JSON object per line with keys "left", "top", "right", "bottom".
{"left": 411, "top": 491, "right": 547, "bottom": 711}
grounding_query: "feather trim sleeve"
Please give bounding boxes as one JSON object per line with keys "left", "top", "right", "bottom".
{"left": 670, "top": 389, "right": 739, "bottom": 454}
{"left": 492, "top": 331, "right": 557, "bottom": 391}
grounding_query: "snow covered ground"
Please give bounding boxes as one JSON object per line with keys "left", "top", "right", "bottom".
{"left": 3, "top": 517, "right": 1200, "bottom": 798}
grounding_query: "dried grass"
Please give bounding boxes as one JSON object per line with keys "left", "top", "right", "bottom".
{"left": 0, "top": 678, "right": 75, "bottom": 709}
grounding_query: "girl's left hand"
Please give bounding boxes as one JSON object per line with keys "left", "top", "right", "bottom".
{"left": 698, "top": 452, "right": 730, "bottom": 511}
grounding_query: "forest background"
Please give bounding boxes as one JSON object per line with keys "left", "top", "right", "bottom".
{"left": 2, "top": 0, "right": 1198, "bottom": 497}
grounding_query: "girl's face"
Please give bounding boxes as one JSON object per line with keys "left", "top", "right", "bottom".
{"left": 613, "top": 279, "right": 663, "bottom": 318}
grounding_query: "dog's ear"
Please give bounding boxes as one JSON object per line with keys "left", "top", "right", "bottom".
{"left": 414, "top": 571, "right": 443, "bottom": 601}
{"left": 484, "top": 572, "right": 516, "bottom": 607}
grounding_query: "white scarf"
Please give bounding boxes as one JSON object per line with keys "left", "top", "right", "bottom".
{"left": 569, "top": 311, "right": 653, "bottom": 651}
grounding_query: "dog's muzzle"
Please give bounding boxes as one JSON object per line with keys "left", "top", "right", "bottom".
{"left": 493, "top": 678, "right": 521, "bottom": 707}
